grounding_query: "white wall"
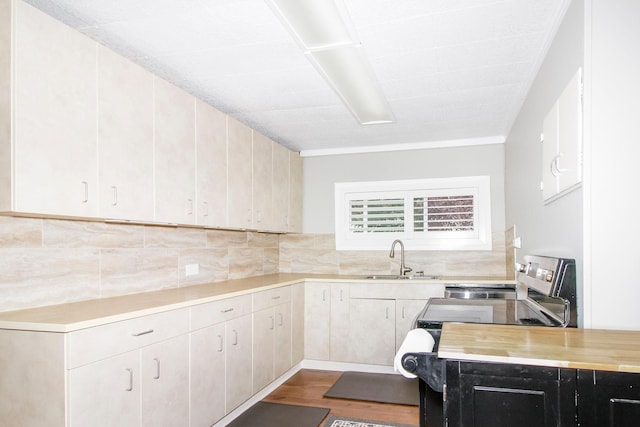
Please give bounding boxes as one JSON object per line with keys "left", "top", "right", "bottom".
{"left": 303, "top": 144, "right": 505, "bottom": 234}
{"left": 504, "top": 1, "right": 584, "bottom": 260}
{"left": 584, "top": 0, "right": 640, "bottom": 329}
{"left": 504, "top": 0, "right": 583, "bottom": 323}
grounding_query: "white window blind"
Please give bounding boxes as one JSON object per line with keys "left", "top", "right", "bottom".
{"left": 335, "top": 177, "right": 491, "bottom": 250}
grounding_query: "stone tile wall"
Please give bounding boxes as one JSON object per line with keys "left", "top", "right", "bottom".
{"left": 279, "top": 231, "right": 508, "bottom": 278}
{"left": 0, "top": 216, "right": 278, "bottom": 312}
{"left": 0, "top": 215, "right": 511, "bottom": 313}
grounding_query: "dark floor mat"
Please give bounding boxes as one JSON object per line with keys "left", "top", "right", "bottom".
{"left": 227, "top": 401, "right": 330, "bottom": 427}
{"left": 323, "top": 371, "right": 419, "bottom": 406}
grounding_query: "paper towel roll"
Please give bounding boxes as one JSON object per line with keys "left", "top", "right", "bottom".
{"left": 394, "top": 328, "right": 435, "bottom": 378}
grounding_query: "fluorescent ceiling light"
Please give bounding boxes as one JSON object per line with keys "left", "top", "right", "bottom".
{"left": 307, "top": 45, "right": 394, "bottom": 124}
{"left": 265, "top": 0, "right": 394, "bottom": 125}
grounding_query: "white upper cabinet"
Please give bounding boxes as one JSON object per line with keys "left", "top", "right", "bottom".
{"left": 288, "top": 151, "right": 303, "bottom": 233}
{"left": 272, "top": 142, "right": 290, "bottom": 233}
{"left": 195, "top": 100, "right": 227, "bottom": 227}
{"left": 542, "top": 68, "right": 583, "bottom": 202}
{"left": 154, "top": 77, "right": 196, "bottom": 224}
{"left": 11, "top": 1, "right": 98, "bottom": 217}
{"left": 252, "top": 132, "right": 273, "bottom": 230}
{"left": 227, "top": 117, "right": 253, "bottom": 229}
{"left": 0, "top": 1, "right": 302, "bottom": 233}
{"left": 97, "top": 46, "right": 154, "bottom": 222}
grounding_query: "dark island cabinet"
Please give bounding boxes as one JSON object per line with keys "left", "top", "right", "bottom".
{"left": 577, "top": 369, "right": 640, "bottom": 427}
{"left": 444, "top": 361, "right": 577, "bottom": 427}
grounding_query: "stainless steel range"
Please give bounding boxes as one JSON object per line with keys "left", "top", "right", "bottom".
{"left": 400, "top": 255, "right": 577, "bottom": 427}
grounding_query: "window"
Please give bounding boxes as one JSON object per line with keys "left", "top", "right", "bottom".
{"left": 335, "top": 176, "right": 492, "bottom": 250}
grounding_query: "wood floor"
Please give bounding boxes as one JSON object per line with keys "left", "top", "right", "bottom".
{"left": 262, "top": 369, "right": 420, "bottom": 426}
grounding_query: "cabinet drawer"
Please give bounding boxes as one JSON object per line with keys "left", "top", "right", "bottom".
{"left": 190, "top": 294, "right": 252, "bottom": 330}
{"left": 67, "top": 308, "right": 189, "bottom": 369}
{"left": 253, "top": 286, "right": 291, "bottom": 312}
{"left": 349, "top": 283, "right": 445, "bottom": 299}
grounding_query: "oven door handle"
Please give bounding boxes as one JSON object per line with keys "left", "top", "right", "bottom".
{"left": 402, "top": 352, "right": 445, "bottom": 393}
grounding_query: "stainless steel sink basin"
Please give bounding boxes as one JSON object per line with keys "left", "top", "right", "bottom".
{"left": 364, "top": 274, "right": 439, "bottom": 280}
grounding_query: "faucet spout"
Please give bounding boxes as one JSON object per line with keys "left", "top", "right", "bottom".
{"left": 389, "top": 239, "right": 412, "bottom": 276}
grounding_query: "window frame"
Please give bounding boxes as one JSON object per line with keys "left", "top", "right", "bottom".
{"left": 334, "top": 176, "right": 492, "bottom": 251}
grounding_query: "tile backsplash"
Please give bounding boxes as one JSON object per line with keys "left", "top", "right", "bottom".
{"left": 279, "top": 231, "right": 509, "bottom": 278}
{"left": 0, "top": 216, "right": 509, "bottom": 313}
{"left": 0, "top": 216, "right": 278, "bottom": 312}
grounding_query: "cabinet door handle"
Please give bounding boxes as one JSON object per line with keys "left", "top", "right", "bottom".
{"left": 278, "top": 312, "right": 283, "bottom": 326}
{"left": 217, "top": 334, "right": 224, "bottom": 352}
{"left": 81, "top": 181, "right": 88, "bottom": 203}
{"left": 386, "top": 307, "right": 389, "bottom": 319}
{"left": 187, "top": 198, "right": 193, "bottom": 215}
{"left": 153, "top": 358, "right": 160, "bottom": 380}
{"left": 203, "top": 201, "right": 209, "bottom": 217}
{"left": 270, "top": 315, "right": 274, "bottom": 330}
{"left": 232, "top": 329, "right": 238, "bottom": 346}
{"left": 125, "top": 368, "right": 133, "bottom": 391}
{"left": 402, "top": 306, "right": 406, "bottom": 319}
{"left": 111, "top": 186, "right": 118, "bottom": 206}
{"left": 340, "top": 290, "right": 343, "bottom": 302}
{"left": 551, "top": 153, "right": 568, "bottom": 177}
{"left": 322, "top": 289, "right": 326, "bottom": 302}
{"left": 131, "top": 329, "right": 154, "bottom": 337}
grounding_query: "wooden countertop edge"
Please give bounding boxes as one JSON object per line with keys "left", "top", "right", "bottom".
{"left": 438, "top": 323, "right": 640, "bottom": 374}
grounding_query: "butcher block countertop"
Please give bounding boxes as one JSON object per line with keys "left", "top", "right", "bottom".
{"left": 438, "top": 322, "right": 640, "bottom": 373}
{"left": 0, "top": 274, "right": 512, "bottom": 333}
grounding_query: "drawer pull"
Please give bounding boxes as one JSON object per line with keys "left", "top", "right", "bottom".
{"left": 272, "top": 295, "right": 281, "bottom": 300}
{"left": 125, "top": 368, "right": 133, "bottom": 391}
{"left": 153, "top": 358, "right": 160, "bottom": 380}
{"left": 221, "top": 308, "right": 234, "bottom": 313}
{"left": 131, "top": 329, "right": 154, "bottom": 337}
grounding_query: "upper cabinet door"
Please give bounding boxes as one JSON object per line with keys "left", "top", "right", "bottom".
{"left": 97, "top": 46, "right": 154, "bottom": 222}
{"left": 542, "top": 68, "right": 583, "bottom": 203}
{"left": 227, "top": 117, "right": 253, "bottom": 229}
{"left": 196, "top": 100, "right": 227, "bottom": 227}
{"left": 252, "top": 132, "right": 273, "bottom": 230}
{"left": 154, "top": 78, "right": 196, "bottom": 224}
{"left": 272, "top": 143, "right": 290, "bottom": 233}
{"left": 288, "top": 151, "right": 303, "bottom": 233}
{"left": 13, "top": 2, "right": 98, "bottom": 217}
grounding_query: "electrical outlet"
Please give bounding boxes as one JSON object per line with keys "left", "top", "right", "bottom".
{"left": 185, "top": 263, "right": 199, "bottom": 276}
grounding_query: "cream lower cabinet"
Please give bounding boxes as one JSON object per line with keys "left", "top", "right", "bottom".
{"left": 291, "top": 282, "right": 305, "bottom": 365}
{"left": 190, "top": 295, "right": 253, "bottom": 426}
{"left": 69, "top": 335, "right": 189, "bottom": 427}
{"left": 306, "top": 281, "right": 444, "bottom": 365}
{"left": 304, "top": 282, "right": 331, "bottom": 360}
{"left": 67, "top": 309, "right": 190, "bottom": 427}
{"left": 253, "top": 287, "right": 293, "bottom": 392}
{"left": 68, "top": 350, "right": 141, "bottom": 427}
{"left": 347, "top": 298, "right": 396, "bottom": 365}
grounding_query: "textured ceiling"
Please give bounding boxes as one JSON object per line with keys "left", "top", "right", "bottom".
{"left": 24, "top": 0, "right": 570, "bottom": 155}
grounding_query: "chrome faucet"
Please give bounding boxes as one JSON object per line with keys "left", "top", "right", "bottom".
{"left": 389, "top": 239, "right": 412, "bottom": 276}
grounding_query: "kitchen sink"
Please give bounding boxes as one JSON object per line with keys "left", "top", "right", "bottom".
{"left": 364, "top": 274, "right": 439, "bottom": 280}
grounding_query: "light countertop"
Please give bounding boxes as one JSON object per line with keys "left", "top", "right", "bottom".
{"left": 438, "top": 322, "right": 640, "bottom": 373}
{"left": 0, "top": 274, "right": 513, "bottom": 333}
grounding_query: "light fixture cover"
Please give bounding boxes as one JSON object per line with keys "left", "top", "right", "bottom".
{"left": 265, "top": 0, "right": 394, "bottom": 125}
{"left": 307, "top": 46, "right": 394, "bottom": 124}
